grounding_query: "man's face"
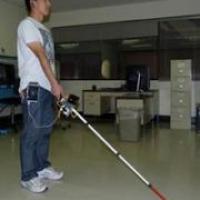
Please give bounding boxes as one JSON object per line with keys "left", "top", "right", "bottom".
{"left": 32, "top": 0, "right": 51, "bottom": 17}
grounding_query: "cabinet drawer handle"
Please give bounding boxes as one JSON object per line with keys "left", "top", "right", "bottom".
{"left": 179, "top": 99, "right": 183, "bottom": 103}
{"left": 179, "top": 69, "right": 183, "bottom": 73}
{"left": 179, "top": 85, "right": 183, "bottom": 89}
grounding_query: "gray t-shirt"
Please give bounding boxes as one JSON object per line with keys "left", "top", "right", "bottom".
{"left": 17, "top": 17, "right": 55, "bottom": 92}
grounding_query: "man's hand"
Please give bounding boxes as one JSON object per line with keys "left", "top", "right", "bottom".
{"left": 51, "top": 81, "right": 65, "bottom": 100}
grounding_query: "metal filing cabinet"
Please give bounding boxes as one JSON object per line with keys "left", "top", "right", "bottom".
{"left": 170, "top": 59, "right": 192, "bottom": 129}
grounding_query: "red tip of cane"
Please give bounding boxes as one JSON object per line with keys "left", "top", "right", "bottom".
{"left": 150, "top": 185, "right": 167, "bottom": 200}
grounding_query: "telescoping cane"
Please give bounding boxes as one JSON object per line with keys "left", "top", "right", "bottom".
{"left": 58, "top": 97, "right": 167, "bottom": 200}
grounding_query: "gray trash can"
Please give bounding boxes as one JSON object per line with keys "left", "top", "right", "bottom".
{"left": 117, "top": 108, "right": 142, "bottom": 142}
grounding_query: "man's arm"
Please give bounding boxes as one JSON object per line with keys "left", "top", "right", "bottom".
{"left": 27, "top": 41, "right": 64, "bottom": 99}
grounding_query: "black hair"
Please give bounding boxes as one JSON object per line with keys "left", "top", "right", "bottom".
{"left": 24, "top": 0, "right": 31, "bottom": 13}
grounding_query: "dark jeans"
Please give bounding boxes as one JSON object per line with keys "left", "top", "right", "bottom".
{"left": 20, "top": 87, "right": 54, "bottom": 181}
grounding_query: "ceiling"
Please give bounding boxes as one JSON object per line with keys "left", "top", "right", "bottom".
{"left": 160, "top": 19, "right": 200, "bottom": 48}
{"left": 3, "top": 0, "right": 159, "bottom": 12}
{"left": 3, "top": 0, "right": 200, "bottom": 49}
{"left": 55, "top": 18, "right": 200, "bottom": 53}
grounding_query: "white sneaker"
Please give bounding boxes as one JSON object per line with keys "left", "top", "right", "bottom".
{"left": 21, "top": 177, "right": 48, "bottom": 193}
{"left": 38, "top": 167, "right": 64, "bottom": 181}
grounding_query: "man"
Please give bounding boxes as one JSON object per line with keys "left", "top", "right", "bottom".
{"left": 17, "top": 0, "right": 64, "bottom": 193}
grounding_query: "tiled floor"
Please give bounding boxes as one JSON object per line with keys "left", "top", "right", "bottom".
{"left": 0, "top": 120, "right": 200, "bottom": 200}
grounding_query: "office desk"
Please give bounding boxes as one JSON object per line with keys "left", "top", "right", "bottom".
{"left": 83, "top": 90, "right": 159, "bottom": 124}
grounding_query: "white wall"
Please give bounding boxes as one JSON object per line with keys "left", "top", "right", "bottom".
{"left": 49, "top": 0, "right": 200, "bottom": 27}
{"left": 0, "top": 1, "right": 25, "bottom": 56}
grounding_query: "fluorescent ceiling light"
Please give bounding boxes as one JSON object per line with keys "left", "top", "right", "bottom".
{"left": 59, "top": 43, "right": 79, "bottom": 49}
{"left": 122, "top": 39, "right": 141, "bottom": 45}
{"left": 130, "top": 44, "right": 152, "bottom": 48}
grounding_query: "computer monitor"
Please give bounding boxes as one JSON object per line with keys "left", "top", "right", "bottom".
{"left": 126, "top": 65, "right": 150, "bottom": 91}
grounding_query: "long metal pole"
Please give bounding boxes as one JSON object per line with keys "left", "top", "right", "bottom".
{"left": 71, "top": 107, "right": 167, "bottom": 200}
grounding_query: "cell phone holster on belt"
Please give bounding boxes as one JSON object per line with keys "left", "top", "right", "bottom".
{"left": 27, "top": 82, "right": 39, "bottom": 101}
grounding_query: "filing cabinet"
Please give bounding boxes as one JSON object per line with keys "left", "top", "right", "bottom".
{"left": 171, "top": 77, "right": 191, "bottom": 91}
{"left": 171, "top": 91, "right": 190, "bottom": 107}
{"left": 170, "top": 59, "right": 192, "bottom": 129}
{"left": 171, "top": 62, "right": 191, "bottom": 77}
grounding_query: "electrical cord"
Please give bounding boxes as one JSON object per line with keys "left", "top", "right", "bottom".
{"left": 27, "top": 100, "right": 62, "bottom": 129}
{"left": 27, "top": 95, "right": 79, "bottom": 129}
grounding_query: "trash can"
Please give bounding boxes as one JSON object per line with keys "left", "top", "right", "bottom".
{"left": 117, "top": 108, "right": 142, "bottom": 142}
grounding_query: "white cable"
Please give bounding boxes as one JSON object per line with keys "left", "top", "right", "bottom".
{"left": 27, "top": 101, "right": 60, "bottom": 129}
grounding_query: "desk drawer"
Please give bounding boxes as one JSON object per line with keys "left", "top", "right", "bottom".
{"left": 84, "top": 93, "right": 100, "bottom": 101}
{"left": 84, "top": 101, "right": 100, "bottom": 115}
